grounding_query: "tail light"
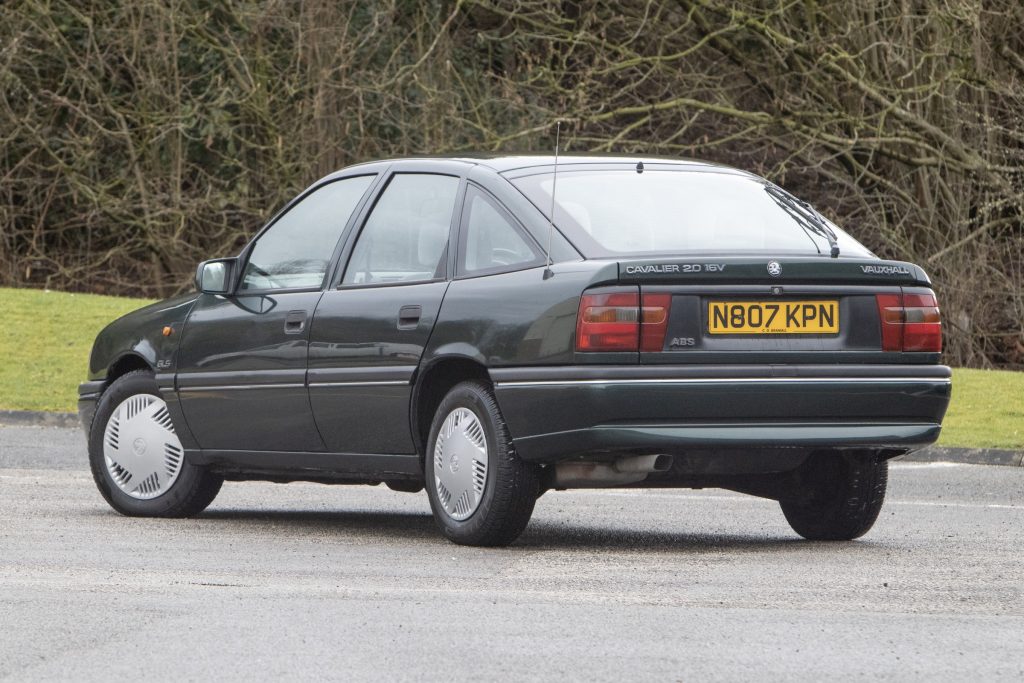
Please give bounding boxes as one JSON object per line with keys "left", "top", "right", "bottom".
{"left": 640, "top": 293, "right": 672, "bottom": 351}
{"left": 875, "top": 289, "right": 941, "bottom": 352}
{"left": 576, "top": 289, "right": 673, "bottom": 352}
{"left": 576, "top": 291, "right": 639, "bottom": 351}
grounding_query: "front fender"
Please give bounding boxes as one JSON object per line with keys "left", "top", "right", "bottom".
{"left": 88, "top": 293, "right": 198, "bottom": 381}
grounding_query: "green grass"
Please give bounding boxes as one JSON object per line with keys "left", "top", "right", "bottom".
{"left": 937, "top": 368, "right": 1024, "bottom": 449}
{"left": 0, "top": 287, "right": 154, "bottom": 412}
{"left": 1, "top": 287, "right": 1021, "bottom": 449}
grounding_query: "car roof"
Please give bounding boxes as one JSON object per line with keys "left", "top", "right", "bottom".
{"left": 333, "top": 154, "right": 748, "bottom": 176}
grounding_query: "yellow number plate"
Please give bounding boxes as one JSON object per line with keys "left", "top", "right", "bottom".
{"left": 708, "top": 300, "right": 839, "bottom": 334}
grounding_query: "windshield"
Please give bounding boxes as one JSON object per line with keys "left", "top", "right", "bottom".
{"left": 510, "top": 169, "right": 873, "bottom": 258}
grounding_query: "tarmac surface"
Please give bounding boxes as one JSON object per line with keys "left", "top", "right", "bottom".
{"left": 1, "top": 424, "right": 1022, "bottom": 681}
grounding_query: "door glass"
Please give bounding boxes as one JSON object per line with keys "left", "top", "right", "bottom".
{"left": 241, "top": 175, "right": 374, "bottom": 290}
{"left": 342, "top": 174, "right": 459, "bottom": 285}
{"left": 461, "top": 188, "right": 538, "bottom": 274}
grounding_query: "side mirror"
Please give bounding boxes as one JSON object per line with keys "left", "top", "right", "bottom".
{"left": 195, "top": 258, "right": 236, "bottom": 294}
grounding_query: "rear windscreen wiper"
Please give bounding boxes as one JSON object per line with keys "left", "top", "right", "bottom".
{"left": 765, "top": 185, "right": 840, "bottom": 258}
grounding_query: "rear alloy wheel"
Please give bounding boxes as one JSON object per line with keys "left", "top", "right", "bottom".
{"left": 88, "top": 370, "right": 223, "bottom": 517}
{"left": 779, "top": 451, "right": 888, "bottom": 541}
{"left": 425, "top": 381, "right": 538, "bottom": 546}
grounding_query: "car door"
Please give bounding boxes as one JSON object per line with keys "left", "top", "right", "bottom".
{"left": 308, "top": 168, "right": 463, "bottom": 454}
{"left": 175, "top": 173, "right": 377, "bottom": 452}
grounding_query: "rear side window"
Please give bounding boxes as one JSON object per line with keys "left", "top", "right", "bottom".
{"left": 343, "top": 174, "right": 459, "bottom": 285}
{"left": 510, "top": 170, "right": 873, "bottom": 258}
{"left": 241, "top": 175, "right": 374, "bottom": 290}
{"left": 459, "top": 187, "right": 539, "bottom": 276}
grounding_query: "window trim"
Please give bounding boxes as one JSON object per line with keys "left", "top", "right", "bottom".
{"left": 334, "top": 171, "right": 466, "bottom": 291}
{"left": 455, "top": 183, "right": 545, "bottom": 280}
{"left": 233, "top": 173, "right": 381, "bottom": 296}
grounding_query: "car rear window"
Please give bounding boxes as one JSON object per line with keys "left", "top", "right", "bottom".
{"left": 509, "top": 169, "right": 873, "bottom": 258}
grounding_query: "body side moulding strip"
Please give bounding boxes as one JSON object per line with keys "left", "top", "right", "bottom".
{"left": 494, "top": 377, "right": 952, "bottom": 387}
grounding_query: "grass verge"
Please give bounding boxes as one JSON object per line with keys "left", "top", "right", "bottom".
{"left": 938, "top": 368, "right": 1023, "bottom": 449}
{"left": 0, "top": 287, "right": 1021, "bottom": 449}
{"left": 0, "top": 287, "right": 154, "bottom": 412}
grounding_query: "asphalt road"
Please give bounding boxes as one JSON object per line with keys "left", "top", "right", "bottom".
{"left": 2, "top": 425, "right": 1022, "bottom": 681}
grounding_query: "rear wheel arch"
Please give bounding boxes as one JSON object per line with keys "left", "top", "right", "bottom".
{"left": 411, "top": 356, "right": 492, "bottom": 458}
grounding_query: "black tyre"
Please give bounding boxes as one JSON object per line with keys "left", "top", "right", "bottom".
{"left": 88, "top": 369, "right": 223, "bottom": 517}
{"left": 779, "top": 451, "right": 888, "bottom": 541}
{"left": 425, "top": 381, "right": 538, "bottom": 546}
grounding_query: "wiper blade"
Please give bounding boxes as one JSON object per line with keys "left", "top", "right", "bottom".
{"left": 765, "top": 185, "right": 840, "bottom": 258}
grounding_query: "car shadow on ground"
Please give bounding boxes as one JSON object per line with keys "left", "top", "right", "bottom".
{"left": 515, "top": 523, "right": 819, "bottom": 553}
{"left": 182, "top": 507, "right": 838, "bottom": 553}
{"left": 194, "top": 508, "right": 442, "bottom": 540}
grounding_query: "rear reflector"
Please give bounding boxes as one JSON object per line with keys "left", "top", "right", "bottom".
{"left": 576, "top": 291, "right": 640, "bottom": 351}
{"left": 875, "top": 290, "right": 941, "bottom": 352}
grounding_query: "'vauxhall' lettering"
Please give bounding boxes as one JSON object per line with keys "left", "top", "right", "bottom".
{"left": 861, "top": 265, "right": 911, "bottom": 275}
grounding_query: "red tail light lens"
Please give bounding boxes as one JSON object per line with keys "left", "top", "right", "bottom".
{"left": 875, "top": 293, "right": 904, "bottom": 351}
{"left": 640, "top": 293, "right": 672, "bottom": 352}
{"left": 875, "top": 290, "right": 941, "bottom": 352}
{"left": 902, "top": 292, "right": 941, "bottom": 352}
{"left": 576, "top": 291, "right": 640, "bottom": 351}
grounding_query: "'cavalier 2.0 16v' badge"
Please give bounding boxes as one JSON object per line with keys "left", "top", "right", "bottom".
{"left": 767, "top": 261, "right": 782, "bottom": 277}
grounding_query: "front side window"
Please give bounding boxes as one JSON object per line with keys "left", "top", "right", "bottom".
{"left": 459, "top": 187, "right": 539, "bottom": 275}
{"left": 342, "top": 174, "right": 460, "bottom": 285}
{"left": 241, "top": 175, "right": 374, "bottom": 290}
{"left": 511, "top": 170, "right": 873, "bottom": 258}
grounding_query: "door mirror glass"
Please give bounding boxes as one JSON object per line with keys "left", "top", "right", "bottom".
{"left": 196, "top": 258, "right": 234, "bottom": 294}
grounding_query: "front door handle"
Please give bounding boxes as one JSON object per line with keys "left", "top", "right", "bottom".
{"left": 284, "top": 310, "right": 306, "bottom": 334}
{"left": 398, "top": 305, "right": 422, "bottom": 330}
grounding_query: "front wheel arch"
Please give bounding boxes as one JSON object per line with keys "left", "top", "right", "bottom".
{"left": 105, "top": 353, "right": 152, "bottom": 390}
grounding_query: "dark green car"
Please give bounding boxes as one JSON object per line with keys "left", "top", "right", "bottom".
{"left": 79, "top": 156, "right": 950, "bottom": 546}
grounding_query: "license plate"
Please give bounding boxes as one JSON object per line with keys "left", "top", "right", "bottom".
{"left": 708, "top": 300, "right": 839, "bottom": 334}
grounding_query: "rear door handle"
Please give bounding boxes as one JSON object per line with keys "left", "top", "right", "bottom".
{"left": 284, "top": 310, "right": 306, "bottom": 334}
{"left": 398, "top": 305, "right": 422, "bottom": 330}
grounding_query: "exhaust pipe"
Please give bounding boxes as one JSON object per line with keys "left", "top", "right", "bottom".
{"left": 553, "top": 454, "right": 673, "bottom": 488}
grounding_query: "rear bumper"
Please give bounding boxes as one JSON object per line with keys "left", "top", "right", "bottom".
{"left": 491, "top": 364, "right": 951, "bottom": 462}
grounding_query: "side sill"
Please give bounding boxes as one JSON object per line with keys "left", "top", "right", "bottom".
{"left": 187, "top": 449, "right": 423, "bottom": 481}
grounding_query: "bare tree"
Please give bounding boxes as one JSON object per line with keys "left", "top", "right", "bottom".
{"left": 1, "top": 0, "right": 1021, "bottom": 367}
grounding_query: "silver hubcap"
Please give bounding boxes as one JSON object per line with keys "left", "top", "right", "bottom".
{"left": 433, "top": 407, "right": 489, "bottom": 521}
{"left": 103, "top": 394, "right": 184, "bottom": 500}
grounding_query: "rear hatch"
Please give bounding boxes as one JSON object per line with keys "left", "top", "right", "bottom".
{"left": 613, "top": 256, "right": 940, "bottom": 364}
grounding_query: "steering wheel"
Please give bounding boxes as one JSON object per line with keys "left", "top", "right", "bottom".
{"left": 245, "top": 263, "right": 287, "bottom": 289}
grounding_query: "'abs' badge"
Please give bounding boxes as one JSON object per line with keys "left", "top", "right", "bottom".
{"left": 767, "top": 261, "right": 782, "bottom": 277}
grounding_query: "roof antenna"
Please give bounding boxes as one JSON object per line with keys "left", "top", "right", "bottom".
{"left": 543, "top": 120, "right": 561, "bottom": 280}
